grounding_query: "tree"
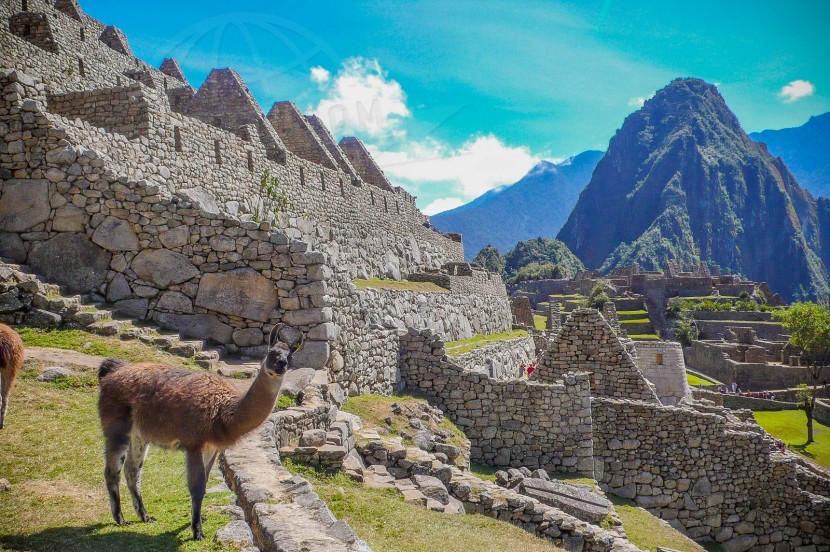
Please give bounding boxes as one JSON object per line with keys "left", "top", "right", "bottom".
{"left": 585, "top": 280, "right": 611, "bottom": 310}
{"left": 674, "top": 316, "right": 699, "bottom": 347}
{"left": 472, "top": 244, "right": 504, "bottom": 275}
{"left": 773, "top": 302, "right": 830, "bottom": 444}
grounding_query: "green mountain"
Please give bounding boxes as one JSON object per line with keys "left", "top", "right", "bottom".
{"left": 557, "top": 78, "right": 828, "bottom": 301}
{"left": 473, "top": 238, "right": 585, "bottom": 284}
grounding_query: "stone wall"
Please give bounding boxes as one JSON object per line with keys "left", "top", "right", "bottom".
{"left": 452, "top": 334, "right": 535, "bottom": 379}
{"left": 46, "top": 84, "right": 149, "bottom": 138}
{"left": 0, "top": 69, "right": 334, "bottom": 367}
{"left": 684, "top": 341, "right": 815, "bottom": 390}
{"left": 592, "top": 398, "right": 830, "bottom": 549}
{"left": 631, "top": 341, "right": 689, "bottom": 406}
{"left": 399, "top": 327, "right": 594, "bottom": 474}
{"left": 534, "top": 309, "right": 659, "bottom": 404}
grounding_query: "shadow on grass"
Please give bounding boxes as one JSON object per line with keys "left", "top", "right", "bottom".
{"left": 0, "top": 522, "right": 189, "bottom": 552}
{"left": 789, "top": 442, "right": 816, "bottom": 459}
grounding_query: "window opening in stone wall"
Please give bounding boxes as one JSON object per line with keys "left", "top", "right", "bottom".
{"left": 339, "top": 178, "right": 344, "bottom": 196}
{"left": 79, "top": 27, "right": 85, "bottom": 41}
{"left": 656, "top": 353, "right": 663, "bottom": 365}
{"left": 214, "top": 140, "right": 222, "bottom": 164}
{"left": 370, "top": 191, "right": 375, "bottom": 205}
{"left": 320, "top": 171, "right": 325, "bottom": 191}
{"left": 21, "top": 24, "right": 31, "bottom": 36}
{"left": 396, "top": 201, "right": 400, "bottom": 214}
{"left": 173, "top": 126, "right": 182, "bottom": 152}
{"left": 78, "top": 58, "right": 85, "bottom": 77}
{"left": 384, "top": 196, "right": 388, "bottom": 213}
{"left": 247, "top": 151, "right": 253, "bottom": 172}
{"left": 213, "top": 116, "right": 222, "bottom": 128}
{"left": 22, "top": 0, "right": 28, "bottom": 12}
{"left": 299, "top": 166, "right": 305, "bottom": 186}
{"left": 116, "top": 75, "right": 121, "bottom": 86}
{"left": 163, "top": 77, "right": 168, "bottom": 90}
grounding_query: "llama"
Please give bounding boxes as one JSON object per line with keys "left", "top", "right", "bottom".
{"left": 0, "top": 323, "right": 24, "bottom": 430}
{"left": 97, "top": 324, "right": 304, "bottom": 540}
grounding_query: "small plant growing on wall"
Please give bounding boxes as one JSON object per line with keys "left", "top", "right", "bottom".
{"left": 254, "top": 167, "right": 290, "bottom": 223}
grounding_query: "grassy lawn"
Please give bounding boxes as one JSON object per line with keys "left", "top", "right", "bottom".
{"left": 16, "top": 328, "right": 198, "bottom": 368}
{"left": 609, "top": 496, "right": 706, "bottom": 552}
{"left": 533, "top": 314, "right": 547, "bottom": 331}
{"left": 686, "top": 372, "right": 717, "bottom": 386}
{"left": 0, "top": 358, "right": 237, "bottom": 551}
{"left": 617, "top": 310, "right": 648, "bottom": 317}
{"left": 753, "top": 410, "right": 830, "bottom": 468}
{"left": 284, "top": 462, "right": 563, "bottom": 552}
{"left": 353, "top": 278, "right": 447, "bottom": 293}
{"left": 342, "top": 393, "right": 468, "bottom": 455}
{"left": 628, "top": 334, "right": 660, "bottom": 340}
{"left": 445, "top": 330, "right": 529, "bottom": 357}
{"left": 620, "top": 318, "right": 651, "bottom": 325}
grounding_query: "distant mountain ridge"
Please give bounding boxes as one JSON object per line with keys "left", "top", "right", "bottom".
{"left": 430, "top": 150, "right": 603, "bottom": 260}
{"left": 750, "top": 112, "right": 830, "bottom": 198}
{"left": 557, "top": 78, "right": 829, "bottom": 301}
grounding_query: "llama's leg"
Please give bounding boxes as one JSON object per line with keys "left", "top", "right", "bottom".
{"left": 124, "top": 431, "right": 154, "bottom": 522}
{"left": 185, "top": 449, "right": 207, "bottom": 540}
{"left": 104, "top": 428, "right": 131, "bottom": 526}
{"left": 0, "top": 371, "right": 7, "bottom": 430}
{"left": 202, "top": 446, "right": 218, "bottom": 480}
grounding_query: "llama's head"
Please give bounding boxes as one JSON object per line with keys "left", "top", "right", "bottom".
{"left": 262, "top": 324, "right": 304, "bottom": 377}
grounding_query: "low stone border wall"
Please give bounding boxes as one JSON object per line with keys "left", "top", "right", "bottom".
{"left": 220, "top": 374, "right": 370, "bottom": 552}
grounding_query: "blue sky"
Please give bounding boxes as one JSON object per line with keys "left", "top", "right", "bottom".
{"left": 81, "top": 0, "right": 830, "bottom": 214}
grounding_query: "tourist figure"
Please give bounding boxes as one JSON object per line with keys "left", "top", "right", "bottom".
{"left": 731, "top": 382, "right": 737, "bottom": 393}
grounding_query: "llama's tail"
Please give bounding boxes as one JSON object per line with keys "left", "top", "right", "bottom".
{"left": 98, "top": 358, "right": 128, "bottom": 380}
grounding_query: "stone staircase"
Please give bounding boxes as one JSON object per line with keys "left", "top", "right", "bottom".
{"left": 0, "top": 258, "right": 222, "bottom": 369}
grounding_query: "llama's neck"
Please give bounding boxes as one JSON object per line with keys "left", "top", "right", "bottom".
{"left": 226, "top": 368, "right": 282, "bottom": 439}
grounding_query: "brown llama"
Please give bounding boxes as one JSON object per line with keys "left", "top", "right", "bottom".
{"left": 97, "top": 324, "right": 304, "bottom": 540}
{"left": 0, "top": 323, "right": 24, "bottom": 430}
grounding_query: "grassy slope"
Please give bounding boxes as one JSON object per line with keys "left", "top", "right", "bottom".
{"left": 285, "top": 464, "right": 563, "bottom": 552}
{"left": 353, "top": 278, "right": 448, "bottom": 293}
{"left": 0, "top": 363, "right": 236, "bottom": 551}
{"left": 445, "top": 330, "right": 528, "bottom": 357}
{"left": 753, "top": 410, "right": 830, "bottom": 468}
{"left": 686, "top": 373, "right": 717, "bottom": 386}
{"left": 609, "top": 497, "right": 706, "bottom": 552}
{"left": 534, "top": 314, "right": 547, "bottom": 330}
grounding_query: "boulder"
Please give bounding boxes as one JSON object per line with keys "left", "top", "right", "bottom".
{"left": 24, "top": 308, "right": 61, "bottom": 327}
{"left": 51, "top": 204, "right": 86, "bottom": 232}
{"left": 0, "top": 180, "right": 51, "bottom": 232}
{"left": 0, "top": 291, "right": 23, "bottom": 313}
{"left": 91, "top": 216, "right": 139, "bottom": 251}
{"left": 37, "top": 366, "right": 75, "bottom": 381}
{"left": 28, "top": 234, "right": 110, "bottom": 293}
{"left": 176, "top": 189, "right": 220, "bottom": 216}
{"left": 114, "top": 298, "right": 149, "bottom": 319}
{"left": 195, "top": 268, "right": 277, "bottom": 322}
{"left": 290, "top": 339, "right": 329, "bottom": 369}
{"left": 156, "top": 291, "right": 193, "bottom": 313}
{"left": 298, "top": 429, "right": 327, "bottom": 448}
{"left": 152, "top": 312, "right": 234, "bottom": 343}
{"left": 159, "top": 225, "right": 189, "bottom": 248}
{"left": 412, "top": 474, "right": 449, "bottom": 505}
{"left": 131, "top": 249, "right": 199, "bottom": 288}
{"left": 0, "top": 233, "right": 27, "bottom": 262}
{"left": 232, "top": 328, "right": 262, "bottom": 347}
{"left": 106, "top": 273, "right": 131, "bottom": 302}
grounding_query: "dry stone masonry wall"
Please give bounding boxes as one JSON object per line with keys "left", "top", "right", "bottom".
{"left": 399, "top": 327, "right": 594, "bottom": 475}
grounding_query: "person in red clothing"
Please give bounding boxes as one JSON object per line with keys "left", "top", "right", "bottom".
{"left": 527, "top": 363, "right": 535, "bottom": 376}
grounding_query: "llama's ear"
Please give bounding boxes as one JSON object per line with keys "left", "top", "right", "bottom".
{"left": 290, "top": 332, "right": 304, "bottom": 353}
{"left": 269, "top": 324, "right": 284, "bottom": 348}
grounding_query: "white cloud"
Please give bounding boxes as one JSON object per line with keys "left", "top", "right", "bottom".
{"left": 372, "top": 134, "right": 540, "bottom": 199}
{"left": 310, "top": 57, "right": 410, "bottom": 141}
{"left": 423, "top": 197, "right": 465, "bottom": 216}
{"left": 779, "top": 80, "right": 815, "bottom": 103}
{"left": 628, "top": 96, "right": 647, "bottom": 108}
{"left": 310, "top": 66, "right": 330, "bottom": 85}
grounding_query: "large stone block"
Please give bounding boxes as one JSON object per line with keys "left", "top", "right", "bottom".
{"left": 0, "top": 233, "right": 27, "bottom": 262}
{"left": 52, "top": 204, "right": 86, "bottom": 232}
{"left": 176, "top": 189, "right": 220, "bottom": 216}
{"left": 92, "top": 216, "right": 139, "bottom": 251}
{"left": 195, "top": 269, "right": 278, "bottom": 322}
{"left": 131, "top": 249, "right": 199, "bottom": 288}
{"left": 156, "top": 291, "right": 193, "bottom": 313}
{"left": 0, "top": 180, "right": 51, "bottom": 232}
{"left": 114, "top": 298, "right": 149, "bottom": 319}
{"left": 28, "top": 233, "right": 110, "bottom": 293}
{"left": 106, "top": 273, "right": 131, "bottom": 302}
{"left": 153, "top": 312, "right": 234, "bottom": 344}
{"left": 290, "top": 339, "right": 329, "bottom": 369}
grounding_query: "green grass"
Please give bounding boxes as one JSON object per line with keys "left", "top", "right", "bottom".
{"left": 617, "top": 310, "right": 648, "bottom": 316}
{"left": 276, "top": 393, "right": 297, "bottom": 409}
{"left": 753, "top": 410, "right": 830, "bottom": 468}
{"left": 16, "top": 328, "right": 198, "bottom": 368}
{"left": 0, "top": 359, "right": 237, "bottom": 551}
{"left": 445, "top": 330, "right": 529, "bottom": 357}
{"left": 619, "top": 318, "right": 650, "bottom": 325}
{"left": 533, "top": 314, "right": 547, "bottom": 331}
{"left": 609, "top": 496, "right": 706, "bottom": 552}
{"left": 686, "top": 372, "right": 718, "bottom": 386}
{"left": 342, "top": 393, "right": 468, "bottom": 455}
{"left": 353, "top": 278, "right": 447, "bottom": 293}
{"left": 628, "top": 334, "right": 660, "bottom": 340}
{"left": 283, "top": 461, "right": 563, "bottom": 552}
